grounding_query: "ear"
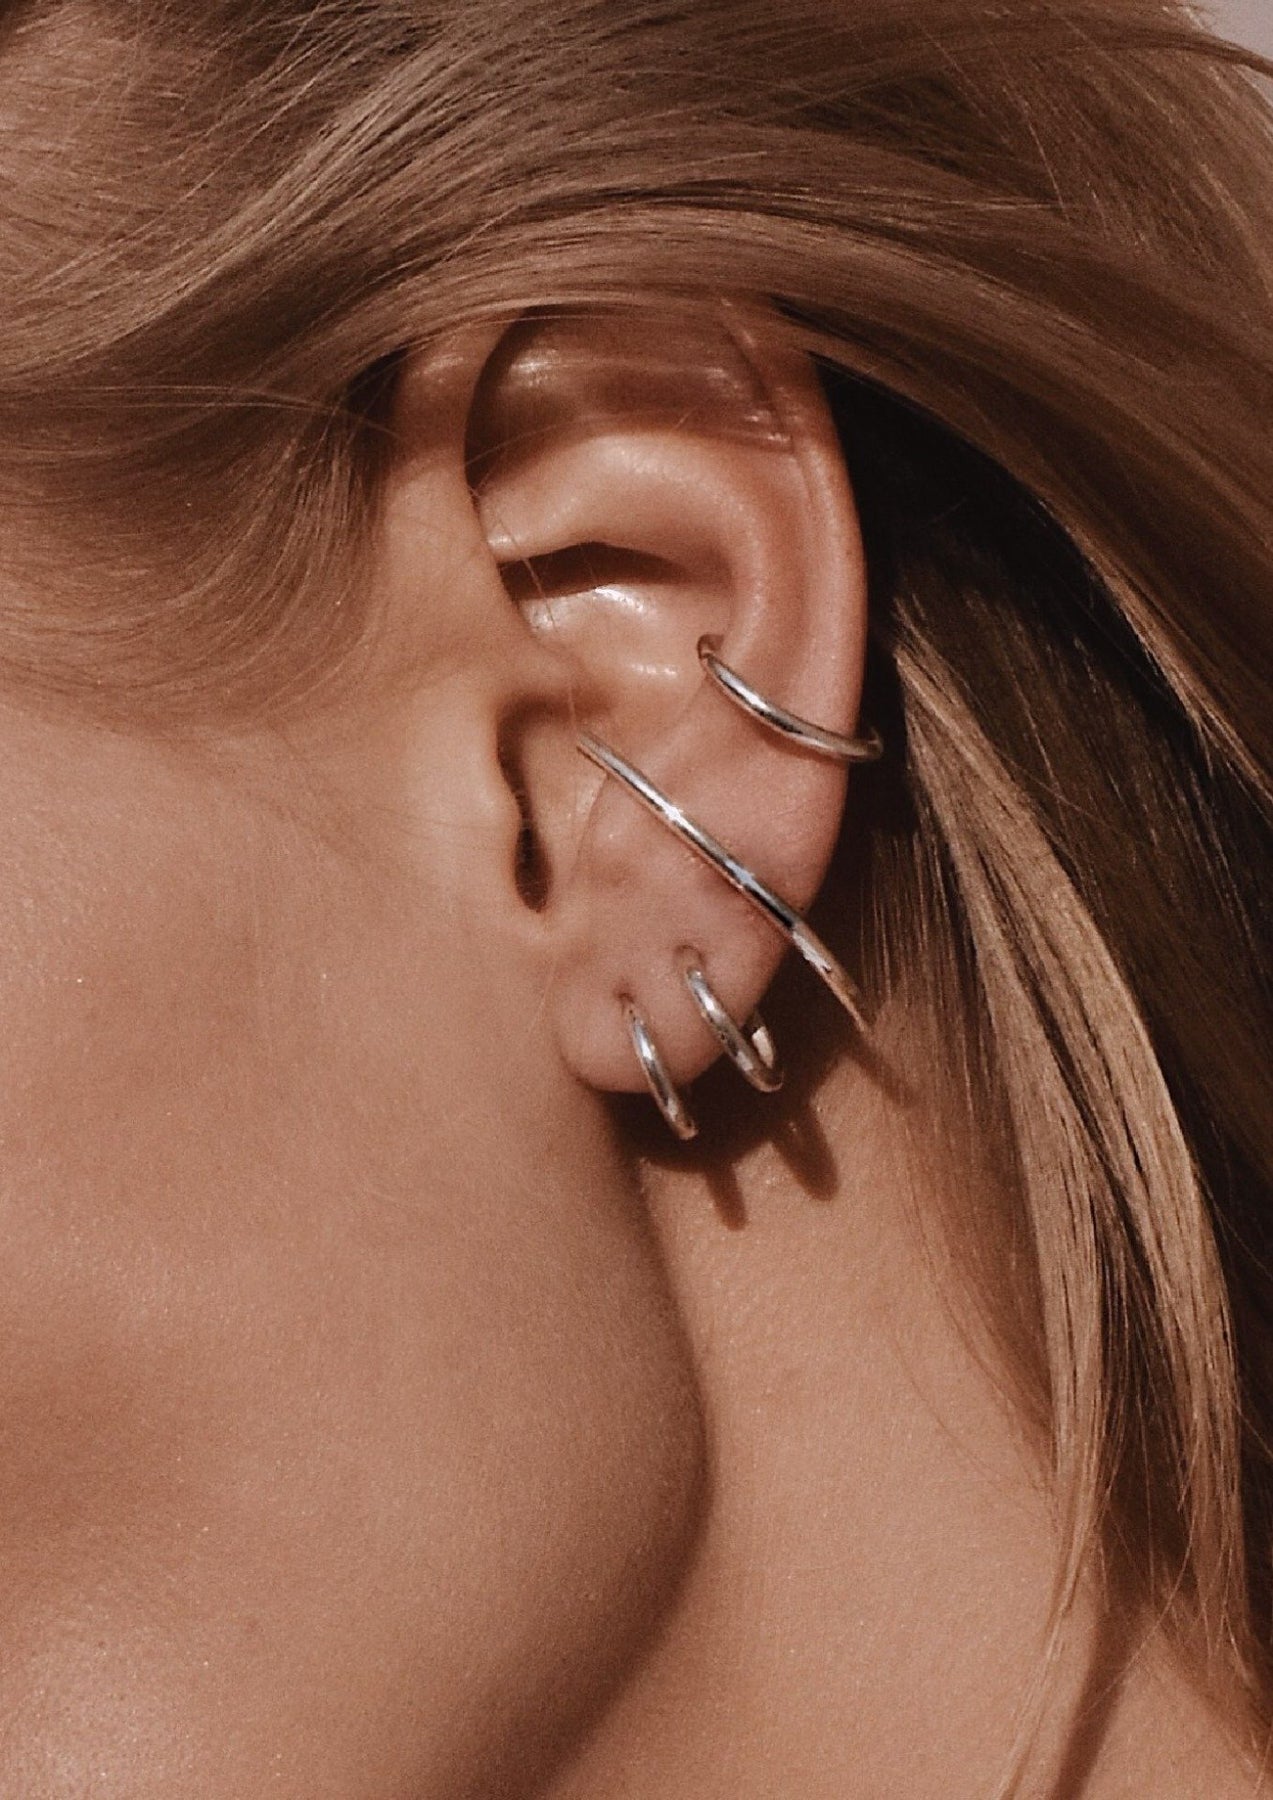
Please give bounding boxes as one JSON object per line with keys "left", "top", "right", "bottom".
{"left": 397, "top": 301, "right": 869, "bottom": 1103}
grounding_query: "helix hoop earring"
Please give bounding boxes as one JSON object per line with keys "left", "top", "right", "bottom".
{"left": 578, "top": 733, "right": 869, "bottom": 1036}
{"left": 697, "top": 635, "right": 883, "bottom": 764}
{"left": 623, "top": 998, "right": 697, "bottom": 1141}
{"left": 681, "top": 952, "right": 783, "bottom": 1094}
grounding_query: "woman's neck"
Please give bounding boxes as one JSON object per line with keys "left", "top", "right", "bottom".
{"left": 542, "top": 1049, "right": 1259, "bottom": 1799}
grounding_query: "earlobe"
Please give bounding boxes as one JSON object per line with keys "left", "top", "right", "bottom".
{"left": 453, "top": 302, "right": 872, "bottom": 1125}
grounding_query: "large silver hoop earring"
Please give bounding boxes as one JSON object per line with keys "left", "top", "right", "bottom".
{"left": 697, "top": 634, "right": 883, "bottom": 764}
{"left": 681, "top": 952, "right": 783, "bottom": 1094}
{"left": 623, "top": 998, "right": 698, "bottom": 1141}
{"left": 578, "top": 733, "right": 869, "bottom": 1036}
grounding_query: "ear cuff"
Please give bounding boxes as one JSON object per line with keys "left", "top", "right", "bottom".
{"left": 697, "top": 635, "right": 883, "bottom": 764}
{"left": 582, "top": 638, "right": 881, "bottom": 1140}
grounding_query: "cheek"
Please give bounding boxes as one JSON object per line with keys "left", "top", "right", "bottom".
{"left": 0, "top": 727, "right": 703, "bottom": 1794}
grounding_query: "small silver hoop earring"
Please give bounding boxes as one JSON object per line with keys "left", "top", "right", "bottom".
{"left": 578, "top": 733, "right": 869, "bottom": 1035}
{"left": 623, "top": 998, "right": 698, "bottom": 1141}
{"left": 697, "top": 635, "right": 883, "bottom": 764}
{"left": 681, "top": 953, "right": 783, "bottom": 1094}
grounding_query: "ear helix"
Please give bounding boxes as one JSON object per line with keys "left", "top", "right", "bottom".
{"left": 578, "top": 637, "right": 882, "bottom": 1140}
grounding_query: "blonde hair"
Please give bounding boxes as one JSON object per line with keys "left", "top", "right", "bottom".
{"left": 2, "top": 0, "right": 1271, "bottom": 1781}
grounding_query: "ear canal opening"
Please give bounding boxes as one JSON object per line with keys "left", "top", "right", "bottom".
{"left": 496, "top": 720, "right": 552, "bottom": 913}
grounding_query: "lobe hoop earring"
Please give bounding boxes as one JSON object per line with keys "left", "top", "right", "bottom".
{"left": 623, "top": 997, "right": 698, "bottom": 1140}
{"left": 581, "top": 639, "right": 881, "bottom": 1138}
{"left": 681, "top": 951, "right": 783, "bottom": 1094}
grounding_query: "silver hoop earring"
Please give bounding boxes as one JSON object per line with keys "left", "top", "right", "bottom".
{"left": 697, "top": 635, "right": 883, "bottom": 764}
{"left": 623, "top": 998, "right": 698, "bottom": 1141}
{"left": 681, "top": 953, "right": 783, "bottom": 1093}
{"left": 578, "top": 733, "right": 869, "bottom": 1036}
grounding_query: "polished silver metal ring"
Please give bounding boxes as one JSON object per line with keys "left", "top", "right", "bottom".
{"left": 681, "top": 953, "right": 783, "bottom": 1093}
{"left": 698, "top": 635, "right": 883, "bottom": 764}
{"left": 579, "top": 733, "right": 869, "bottom": 1035}
{"left": 623, "top": 998, "right": 697, "bottom": 1141}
